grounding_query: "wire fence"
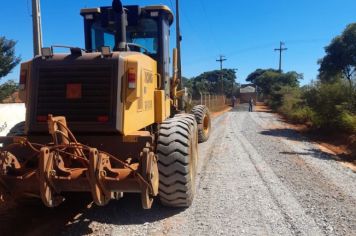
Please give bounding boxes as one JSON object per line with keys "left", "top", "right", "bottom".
{"left": 191, "top": 93, "right": 228, "bottom": 112}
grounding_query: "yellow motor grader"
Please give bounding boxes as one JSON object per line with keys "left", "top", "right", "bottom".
{"left": 0, "top": 0, "right": 211, "bottom": 209}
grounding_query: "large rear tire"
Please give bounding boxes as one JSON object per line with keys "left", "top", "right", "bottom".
{"left": 191, "top": 105, "right": 211, "bottom": 143}
{"left": 6, "top": 121, "right": 25, "bottom": 137}
{"left": 157, "top": 115, "right": 198, "bottom": 207}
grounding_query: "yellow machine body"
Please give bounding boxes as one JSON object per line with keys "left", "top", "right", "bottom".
{"left": 0, "top": 2, "right": 206, "bottom": 210}
{"left": 122, "top": 54, "right": 170, "bottom": 135}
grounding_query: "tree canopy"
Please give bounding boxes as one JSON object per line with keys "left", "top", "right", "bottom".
{"left": 246, "top": 68, "right": 302, "bottom": 95}
{"left": 0, "top": 36, "right": 21, "bottom": 79}
{"left": 318, "top": 23, "right": 356, "bottom": 85}
{"left": 184, "top": 69, "right": 238, "bottom": 98}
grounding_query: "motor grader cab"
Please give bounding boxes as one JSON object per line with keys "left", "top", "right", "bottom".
{"left": 0, "top": 0, "right": 211, "bottom": 209}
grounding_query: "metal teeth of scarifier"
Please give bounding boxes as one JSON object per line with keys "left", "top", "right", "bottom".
{"left": 0, "top": 116, "right": 159, "bottom": 208}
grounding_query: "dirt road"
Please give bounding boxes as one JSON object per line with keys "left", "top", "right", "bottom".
{"left": 1, "top": 105, "right": 355, "bottom": 235}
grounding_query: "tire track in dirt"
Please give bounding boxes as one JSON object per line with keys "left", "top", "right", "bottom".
{"left": 230, "top": 113, "right": 322, "bottom": 235}
{"left": 245, "top": 109, "right": 356, "bottom": 235}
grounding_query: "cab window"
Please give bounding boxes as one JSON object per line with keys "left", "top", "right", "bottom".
{"left": 90, "top": 18, "right": 158, "bottom": 57}
{"left": 126, "top": 18, "right": 158, "bottom": 56}
{"left": 90, "top": 24, "right": 116, "bottom": 51}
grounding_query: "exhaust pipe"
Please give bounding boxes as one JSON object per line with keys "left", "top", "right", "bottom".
{"left": 112, "top": 0, "right": 127, "bottom": 51}
{"left": 32, "top": 0, "right": 43, "bottom": 56}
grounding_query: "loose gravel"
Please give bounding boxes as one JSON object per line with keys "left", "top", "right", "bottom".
{"left": 1, "top": 104, "right": 355, "bottom": 236}
{"left": 62, "top": 105, "right": 355, "bottom": 236}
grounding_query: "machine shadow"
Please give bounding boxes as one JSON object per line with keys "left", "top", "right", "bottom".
{"left": 279, "top": 149, "right": 340, "bottom": 162}
{"left": 260, "top": 128, "right": 304, "bottom": 142}
{"left": 62, "top": 193, "right": 184, "bottom": 234}
{"left": 0, "top": 194, "right": 92, "bottom": 236}
{"left": 260, "top": 128, "right": 349, "bottom": 163}
{"left": 0, "top": 193, "right": 183, "bottom": 236}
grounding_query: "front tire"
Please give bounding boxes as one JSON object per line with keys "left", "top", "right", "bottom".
{"left": 157, "top": 115, "right": 198, "bottom": 207}
{"left": 191, "top": 105, "right": 211, "bottom": 143}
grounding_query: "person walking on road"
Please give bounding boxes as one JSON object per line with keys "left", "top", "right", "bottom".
{"left": 249, "top": 97, "right": 254, "bottom": 112}
{"left": 232, "top": 96, "right": 237, "bottom": 108}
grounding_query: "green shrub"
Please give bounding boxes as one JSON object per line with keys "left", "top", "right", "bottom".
{"left": 267, "top": 86, "right": 294, "bottom": 110}
{"left": 286, "top": 107, "right": 315, "bottom": 124}
{"left": 0, "top": 80, "right": 18, "bottom": 102}
{"left": 339, "top": 112, "right": 356, "bottom": 133}
{"left": 303, "top": 80, "right": 352, "bottom": 131}
{"left": 262, "top": 74, "right": 355, "bottom": 134}
{"left": 267, "top": 86, "right": 313, "bottom": 124}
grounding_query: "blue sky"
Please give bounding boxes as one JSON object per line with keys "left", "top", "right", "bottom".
{"left": 1, "top": 0, "right": 355, "bottom": 85}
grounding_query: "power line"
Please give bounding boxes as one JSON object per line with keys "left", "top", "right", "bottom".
{"left": 185, "top": 38, "right": 327, "bottom": 66}
{"left": 172, "top": 0, "right": 213, "bottom": 54}
{"left": 274, "top": 41, "right": 288, "bottom": 72}
{"left": 168, "top": 0, "right": 217, "bottom": 54}
{"left": 167, "top": 0, "right": 217, "bottom": 77}
{"left": 198, "top": 0, "right": 221, "bottom": 54}
{"left": 168, "top": 0, "right": 175, "bottom": 12}
{"left": 27, "top": 0, "right": 32, "bottom": 17}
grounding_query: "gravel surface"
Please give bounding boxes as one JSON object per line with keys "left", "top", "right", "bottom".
{"left": 61, "top": 105, "right": 355, "bottom": 236}
{"left": 1, "top": 105, "right": 355, "bottom": 236}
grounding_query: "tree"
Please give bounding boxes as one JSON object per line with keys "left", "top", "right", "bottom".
{"left": 246, "top": 69, "right": 274, "bottom": 84}
{"left": 246, "top": 68, "right": 302, "bottom": 96}
{"left": 190, "top": 69, "right": 237, "bottom": 97}
{"left": 0, "top": 80, "right": 18, "bottom": 102}
{"left": 319, "top": 23, "right": 356, "bottom": 88}
{"left": 0, "top": 36, "right": 21, "bottom": 79}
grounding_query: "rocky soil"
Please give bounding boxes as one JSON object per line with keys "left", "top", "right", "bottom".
{"left": 0, "top": 104, "right": 355, "bottom": 235}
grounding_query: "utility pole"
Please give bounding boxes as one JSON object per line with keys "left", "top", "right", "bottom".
{"left": 216, "top": 55, "right": 227, "bottom": 95}
{"left": 176, "top": 0, "right": 182, "bottom": 89}
{"left": 32, "top": 0, "right": 43, "bottom": 56}
{"left": 175, "top": 0, "right": 184, "bottom": 109}
{"left": 274, "top": 41, "right": 287, "bottom": 72}
{"left": 216, "top": 55, "right": 227, "bottom": 70}
{"left": 232, "top": 68, "right": 238, "bottom": 97}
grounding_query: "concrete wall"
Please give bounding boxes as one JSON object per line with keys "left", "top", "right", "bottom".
{"left": 0, "top": 103, "right": 26, "bottom": 136}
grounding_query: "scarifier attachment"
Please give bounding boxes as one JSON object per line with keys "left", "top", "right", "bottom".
{"left": 0, "top": 116, "right": 159, "bottom": 208}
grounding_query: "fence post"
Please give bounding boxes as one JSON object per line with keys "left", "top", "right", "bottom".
{"left": 208, "top": 94, "right": 211, "bottom": 110}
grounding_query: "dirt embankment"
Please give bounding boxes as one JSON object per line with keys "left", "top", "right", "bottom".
{"left": 255, "top": 103, "right": 356, "bottom": 169}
